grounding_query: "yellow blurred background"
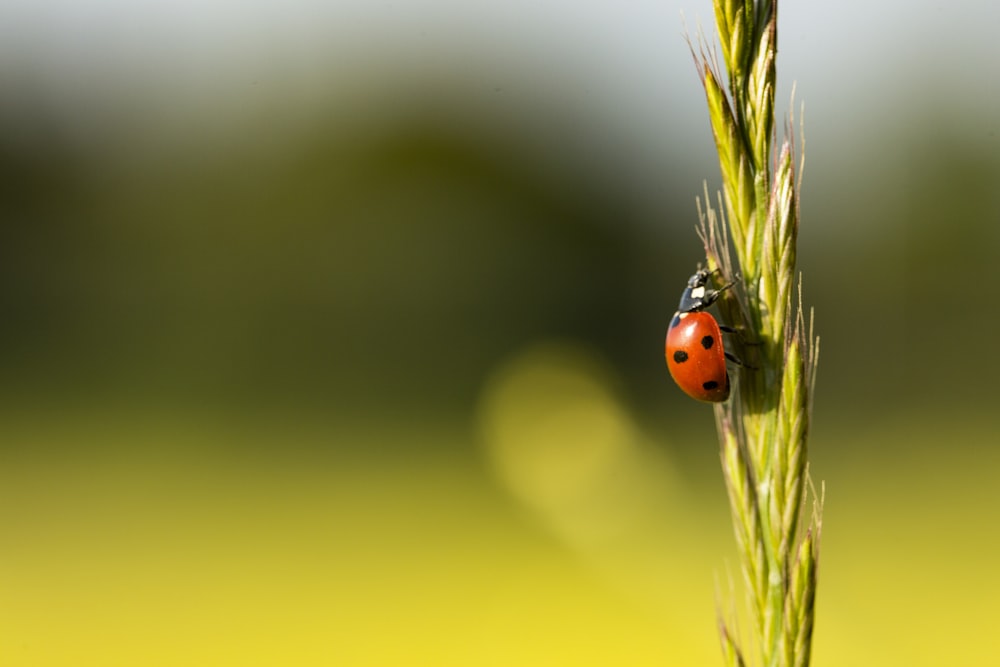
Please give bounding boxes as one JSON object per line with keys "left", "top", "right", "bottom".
{"left": 2, "top": 1, "right": 999, "bottom": 665}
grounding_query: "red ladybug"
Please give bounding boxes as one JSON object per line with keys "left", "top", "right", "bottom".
{"left": 665, "top": 268, "right": 738, "bottom": 403}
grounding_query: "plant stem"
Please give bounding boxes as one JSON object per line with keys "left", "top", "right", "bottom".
{"left": 689, "top": 1, "right": 822, "bottom": 665}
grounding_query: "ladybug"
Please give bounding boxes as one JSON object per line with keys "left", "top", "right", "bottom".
{"left": 665, "top": 268, "right": 740, "bottom": 403}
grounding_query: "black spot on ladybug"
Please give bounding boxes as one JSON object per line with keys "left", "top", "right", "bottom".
{"left": 673, "top": 350, "right": 689, "bottom": 363}
{"left": 701, "top": 335, "right": 715, "bottom": 350}
{"left": 703, "top": 380, "right": 719, "bottom": 390}
{"left": 670, "top": 314, "right": 682, "bottom": 329}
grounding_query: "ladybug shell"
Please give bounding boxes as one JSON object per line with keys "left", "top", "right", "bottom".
{"left": 665, "top": 311, "right": 730, "bottom": 402}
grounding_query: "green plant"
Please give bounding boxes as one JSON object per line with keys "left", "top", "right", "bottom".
{"left": 688, "top": 0, "right": 822, "bottom": 665}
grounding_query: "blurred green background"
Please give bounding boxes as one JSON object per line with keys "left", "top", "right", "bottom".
{"left": 2, "top": 0, "right": 999, "bottom": 665}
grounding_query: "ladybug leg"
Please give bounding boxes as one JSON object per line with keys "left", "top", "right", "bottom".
{"left": 724, "top": 351, "right": 757, "bottom": 370}
{"left": 700, "top": 278, "right": 737, "bottom": 308}
{"left": 720, "top": 326, "right": 760, "bottom": 368}
{"left": 719, "top": 324, "right": 762, "bottom": 345}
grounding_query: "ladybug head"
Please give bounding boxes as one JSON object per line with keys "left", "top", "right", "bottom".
{"left": 677, "top": 268, "right": 731, "bottom": 314}
{"left": 686, "top": 268, "right": 715, "bottom": 289}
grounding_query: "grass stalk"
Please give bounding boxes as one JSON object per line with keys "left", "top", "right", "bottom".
{"left": 688, "top": 1, "right": 822, "bottom": 665}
